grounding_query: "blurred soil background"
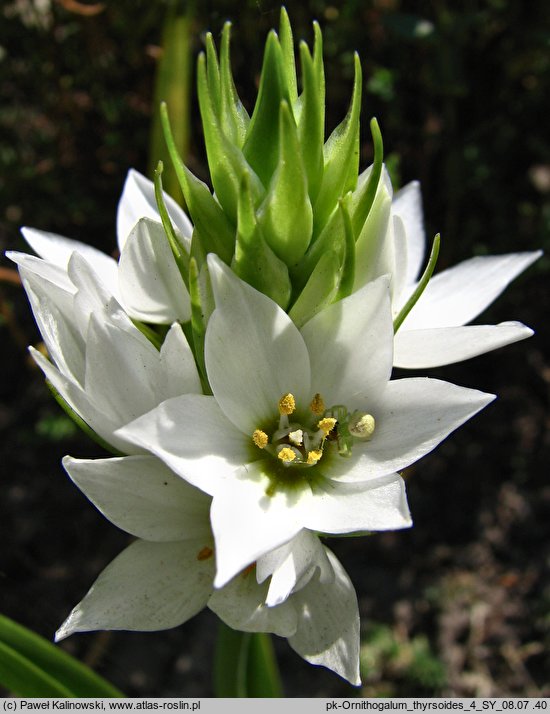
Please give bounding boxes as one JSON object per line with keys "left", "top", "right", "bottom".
{"left": 1, "top": 0, "right": 549, "bottom": 698}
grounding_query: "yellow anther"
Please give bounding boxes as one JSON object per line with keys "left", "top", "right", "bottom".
{"left": 288, "top": 429, "right": 303, "bottom": 446}
{"left": 309, "top": 393, "right": 325, "bottom": 415}
{"left": 348, "top": 413, "right": 376, "bottom": 439}
{"left": 252, "top": 429, "right": 269, "bottom": 449}
{"left": 318, "top": 417, "right": 337, "bottom": 436}
{"left": 277, "top": 447, "right": 297, "bottom": 463}
{"left": 278, "top": 392, "right": 296, "bottom": 415}
{"left": 307, "top": 450, "right": 323, "bottom": 465}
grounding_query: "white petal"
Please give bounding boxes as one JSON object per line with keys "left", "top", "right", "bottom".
{"left": 62, "top": 455, "right": 211, "bottom": 541}
{"left": 392, "top": 181, "right": 425, "bottom": 286}
{"left": 67, "top": 253, "right": 133, "bottom": 336}
{"left": 353, "top": 174, "right": 393, "bottom": 291}
{"left": 116, "top": 395, "right": 249, "bottom": 495}
{"left": 332, "top": 378, "right": 495, "bottom": 482}
{"left": 30, "top": 347, "right": 134, "bottom": 454}
{"left": 157, "top": 323, "right": 202, "bottom": 399}
{"left": 19, "top": 281, "right": 85, "bottom": 385}
{"left": 210, "top": 460, "right": 307, "bottom": 588}
{"left": 20, "top": 227, "right": 119, "bottom": 297}
{"left": 289, "top": 548, "right": 361, "bottom": 685}
{"left": 394, "top": 322, "right": 535, "bottom": 369}
{"left": 84, "top": 314, "right": 163, "bottom": 425}
{"left": 402, "top": 251, "right": 542, "bottom": 329}
{"left": 118, "top": 218, "right": 191, "bottom": 324}
{"left": 206, "top": 255, "right": 311, "bottom": 434}
{"left": 208, "top": 568, "right": 298, "bottom": 638}
{"left": 256, "top": 530, "right": 334, "bottom": 607}
{"left": 8, "top": 250, "right": 75, "bottom": 297}
{"left": 301, "top": 275, "right": 393, "bottom": 406}
{"left": 55, "top": 539, "right": 214, "bottom": 640}
{"left": 116, "top": 169, "right": 193, "bottom": 250}
{"left": 304, "top": 474, "right": 412, "bottom": 533}
{"left": 391, "top": 215, "right": 409, "bottom": 310}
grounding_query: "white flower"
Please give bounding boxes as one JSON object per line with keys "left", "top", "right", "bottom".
{"left": 56, "top": 455, "right": 361, "bottom": 684}
{"left": 117, "top": 255, "right": 494, "bottom": 589}
{"left": 9, "top": 169, "right": 192, "bottom": 326}
{"left": 7, "top": 247, "right": 201, "bottom": 453}
{"left": 357, "top": 174, "right": 541, "bottom": 368}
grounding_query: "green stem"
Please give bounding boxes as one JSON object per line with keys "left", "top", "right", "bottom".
{"left": 213, "top": 622, "right": 283, "bottom": 697}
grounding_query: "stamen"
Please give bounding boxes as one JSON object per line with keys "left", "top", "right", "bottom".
{"left": 318, "top": 417, "right": 337, "bottom": 436}
{"left": 252, "top": 429, "right": 269, "bottom": 449}
{"left": 348, "top": 413, "right": 375, "bottom": 439}
{"left": 278, "top": 392, "right": 296, "bottom": 415}
{"left": 309, "top": 393, "right": 325, "bottom": 415}
{"left": 288, "top": 429, "right": 303, "bottom": 446}
{"left": 307, "top": 449, "right": 323, "bottom": 465}
{"left": 277, "top": 447, "right": 297, "bottom": 464}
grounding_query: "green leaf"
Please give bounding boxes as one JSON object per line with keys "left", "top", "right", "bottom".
{"left": 213, "top": 622, "right": 283, "bottom": 697}
{"left": 161, "top": 103, "right": 235, "bottom": 263}
{"left": 198, "top": 53, "right": 264, "bottom": 223}
{"left": 242, "top": 31, "right": 292, "bottom": 187}
{"left": 257, "top": 101, "right": 313, "bottom": 266}
{"left": 289, "top": 250, "right": 340, "bottom": 327}
{"left": 298, "top": 41, "right": 324, "bottom": 204}
{"left": 313, "top": 53, "right": 362, "bottom": 236}
{"left": 233, "top": 173, "right": 292, "bottom": 309}
{"left": 0, "top": 614, "right": 123, "bottom": 697}
{"left": 219, "top": 23, "right": 250, "bottom": 147}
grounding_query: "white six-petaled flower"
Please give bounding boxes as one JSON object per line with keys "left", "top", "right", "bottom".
{"left": 117, "top": 255, "right": 495, "bottom": 590}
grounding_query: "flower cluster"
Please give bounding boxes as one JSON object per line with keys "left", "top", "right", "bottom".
{"left": 8, "top": 9, "right": 539, "bottom": 685}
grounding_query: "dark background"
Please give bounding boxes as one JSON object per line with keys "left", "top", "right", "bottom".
{"left": 1, "top": 0, "right": 549, "bottom": 697}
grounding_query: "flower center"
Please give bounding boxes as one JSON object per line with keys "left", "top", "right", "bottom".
{"left": 251, "top": 392, "right": 375, "bottom": 468}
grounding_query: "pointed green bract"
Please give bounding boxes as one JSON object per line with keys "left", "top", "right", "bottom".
{"left": 160, "top": 10, "right": 441, "bottom": 326}
{"left": 313, "top": 53, "right": 362, "bottom": 236}
{"left": 279, "top": 7, "right": 298, "bottom": 107}
{"left": 242, "top": 31, "right": 292, "bottom": 187}
{"left": 289, "top": 250, "right": 340, "bottom": 327}
{"left": 233, "top": 173, "right": 292, "bottom": 309}
{"left": 198, "top": 53, "right": 264, "bottom": 223}
{"left": 220, "top": 23, "right": 250, "bottom": 148}
{"left": 257, "top": 101, "right": 313, "bottom": 266}
{"left": 298, "top": 41, "right": 324, "bottom": 204}
{"left": 153, "top": 161, "right": 189, "bottom": 287}
{"left": 161, "top": 103, "right": 235, "bottom": 264}
{"left": 335, "top": 194, "right": 356, "bottom": 301}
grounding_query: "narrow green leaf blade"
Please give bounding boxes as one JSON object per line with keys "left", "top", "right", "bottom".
{"left": 0, "top": 614, "right": 123, "bottom": 697}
